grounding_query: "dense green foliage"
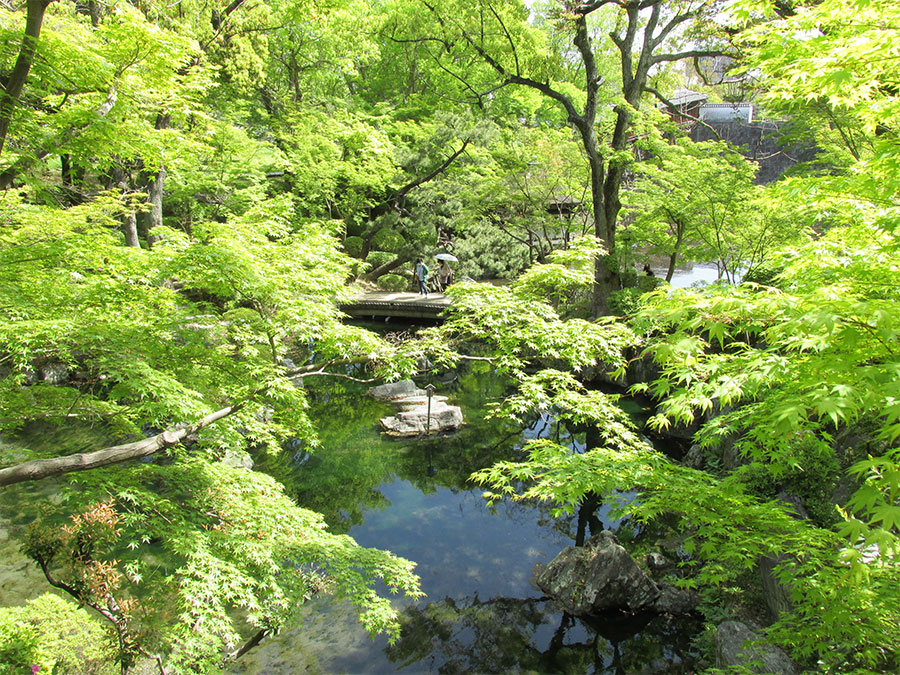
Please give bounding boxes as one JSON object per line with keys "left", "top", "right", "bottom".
{"left": 1, "top": 0, "right": 899, "bottom": 672}
{"left": 0, "top": 593, "right": 115, "bottom": 674}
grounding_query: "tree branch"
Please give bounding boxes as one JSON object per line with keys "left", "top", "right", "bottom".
{"left": 229, "top": 629, "right": 268, "bottom": 661}
{"left": 645, "top": 86, "right": 722, "bottom": 141}
{"left": 0, "top": 85, "right": 116, "bottom": 189}
{"left": 486, "top": 3, "right": 520, "bottom": 76}
{"left": 392, "top": 139, "right": 470, "bottom": 204}
{"left": 290, "top": 369, "right": 376, "bottom": 384}
{"left": 0, "top": 388, "right": 260, "bottom": 486}
{"left": 650, "top": 10, "right": 692, "bottom": 50}
{"left": 651, "top": 48, "right": 726, "bottom": 66}
{"left": 422, "top": 0, "right": 582, "bottom": 125}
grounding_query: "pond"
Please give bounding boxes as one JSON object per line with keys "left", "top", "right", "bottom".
{"left": 0, "top": 356, "right": 702, "bottom": 673}
{"left": 231, "top": 361, "right": 701, "bottom": 674}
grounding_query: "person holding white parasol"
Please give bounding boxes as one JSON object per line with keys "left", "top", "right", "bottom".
{"left": 435, "top": 252, "right": 456, "bottom": 291}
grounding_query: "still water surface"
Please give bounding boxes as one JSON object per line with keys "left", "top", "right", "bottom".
{"left": 232, "top": 363, "right": 700, "bottom": 674}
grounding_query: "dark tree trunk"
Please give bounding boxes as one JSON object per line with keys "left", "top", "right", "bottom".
{"left": 362, "top": 255, "right": 407, "bottom": 282}
{"left": 109, "top": 164, "right": 141, "bottom": 247}
{"left": 0, "top": 0, "right": 54, "bottom": 160}
{"left": 60, "top": 153, "right": 84, "bottom": 186}
{"left": 139, "top": 114, "right": 170, "bottom": 248}
{"left": 447, "top": 0, "right": 724, "bottom": 316}
{"left": 140, "top": 166, "right": 166, "bottom": 246}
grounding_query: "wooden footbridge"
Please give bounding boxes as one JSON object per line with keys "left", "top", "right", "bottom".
{"left": 340, "top": 291, "right": 453, "bottom": 321}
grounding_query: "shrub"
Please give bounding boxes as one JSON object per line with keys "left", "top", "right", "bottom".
{"left": 0, "top": 594, "right": 116, "bottom": 675}
{"left": 370, "top": 228, "right": 405, "bottom": 253}
{"left": 365, "top": 251, "right": 395, "bottom": 269}
{"left": 608, "top": 287, "right": 644, "bottom": 316}
{"left": 637, "top": 274, "right": 665, "bottom": 292}
{"left": 743, "top": 259, "right": 785, "bottom": 286}
{"left": 343, "top": 235, "right": 364, "bottom": 258}
{"left": 376, "top": 273, "right": 408, "bottom": 291}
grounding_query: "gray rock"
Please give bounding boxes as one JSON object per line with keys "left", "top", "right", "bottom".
{"left": 758, "top": 495, "right": 806, "bottom": 620}
{"left": 759, "top": 555, "right": 793, "bottom": 620}
{"left": 645, "top": 550, "right": 672, "bottom": 572}
{"left": 221, "top": 449, "right": 254, "bottom": 470}
{"left": 395, "top": 395, "right": 449, "bottom": 406}
{"left": 380, "top": 402, "right": 463, "bottom": 436}
{"left": 776, "top": 492, "right": 809, "bottom": 520}
{"left": 682, "top": 443, "right": 705, "bottom": 469}
{"left": 533, "top": 531, "right": 661, "bottom": 615}
{"left": 653, "top": 583, "right": 698, "bottom": 614}
{"left": 829, "top": 473, "right": 857, "bottom": 509}
{"left": 369, "top": 379, "right": 425, "bottom": 400}
{"left": 716, "top": 620, "right": 795, "bottom": 674}
{"left": 719, "top": 433, "right": 746, "bottom": 471}
{"left": 41, "top": 362, "right": 69, "bottom": 385}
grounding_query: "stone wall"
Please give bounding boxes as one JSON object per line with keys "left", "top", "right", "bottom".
{"left": 690, "top": 120, "right": 819, "bottom": 185}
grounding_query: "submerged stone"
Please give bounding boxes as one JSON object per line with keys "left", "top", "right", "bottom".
{"left": 379, "top": 402, "right": 463, "bottom": 436}
{"left": 369, "top": 379, "right": 425, "bottom": 400}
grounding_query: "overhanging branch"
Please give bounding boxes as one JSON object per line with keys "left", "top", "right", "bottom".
{"left": 651, "top": 48, "right": 727, "bottom": 66}
{"left": 0, "top": 388, "right": 259, "bottom": 487}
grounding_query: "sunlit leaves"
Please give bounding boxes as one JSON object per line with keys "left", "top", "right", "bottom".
{"left": 34, "top": 460, "right": 422, "bottom": 670}
{"left": 439, "top": 279, "right": 634, "bottom": 376}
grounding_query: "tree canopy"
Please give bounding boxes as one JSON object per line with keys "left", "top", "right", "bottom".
{"left": 1, "top": 0, "right": 900, "bottom": 672}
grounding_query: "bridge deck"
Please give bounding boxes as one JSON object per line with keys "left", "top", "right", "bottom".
{"left": 340, "top": 291, "right": 453, "bottom": 320}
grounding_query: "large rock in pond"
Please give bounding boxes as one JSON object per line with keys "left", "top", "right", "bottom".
{"left": 371, "top": 380, "right": 464, "bottom": 436}
{"left": 716, "top": 621, "right": 795, "bottom": 674}
{"left": 369, "top": 379, "right": 425, "bottom": 400}
{"left": 533, "top": 531, "right": 661, "bottom": 615}
{"left": 379, "top": 396, "right": 463, "bottom": 436}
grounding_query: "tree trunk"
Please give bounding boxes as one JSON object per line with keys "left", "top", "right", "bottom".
{"left": 121, "top": 209, "right": 140, "bottom": 248}
{"left": 0, "top": 393, "right": 258, "bottom": 487}
{"left": 141, "top": 166, "right": 166, "bottom": 247}
{"left": 61, "top": 153, "right": 72, "bottom": 185}
{"left": 0, "top": 0, "right": 54, "bottom": 159}
{"left": 431, "top": 0, "right": 724, "bottom": 315}
{"left": 665, "top": 218, "right": 686, "bottom": 282}
{"left": 139, "top": 114, "right": 170, "bottom": 248}
{"left": 109, "top": 164, "right": 141, "bottom": 247}
{"left": 362, "top": 255, "right": 407, "bottom": 282}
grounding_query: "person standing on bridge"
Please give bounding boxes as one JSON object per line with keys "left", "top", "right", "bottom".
{"left": 439, "top": 259, "right": 452, "bottom": 291}
{"left": 414, "top": 258, "right": 429, "bottom": 296}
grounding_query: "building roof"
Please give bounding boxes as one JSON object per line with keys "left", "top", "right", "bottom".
{"left": 667, "top": 89, "right": 709, "bottom": 107}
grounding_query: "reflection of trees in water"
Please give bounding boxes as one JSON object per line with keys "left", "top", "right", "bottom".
{"left": 260, "top": 361, "right": 625, "bottom": 539}
{"left": 253, "top": 364, "right": 529, "bottom": 532}
{"left": 386, "top": 594, "right": 699, "bottom": 674}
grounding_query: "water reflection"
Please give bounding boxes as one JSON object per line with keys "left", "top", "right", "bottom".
{"left": 238, "top": 363, "right": 700, "bottom": 673}
{"left": 389, "top": 598, "right": 698, "bottom": 674}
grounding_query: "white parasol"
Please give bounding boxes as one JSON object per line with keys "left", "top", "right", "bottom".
{"left": 435, "top": 253, "right": 458, "bottom": 262}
